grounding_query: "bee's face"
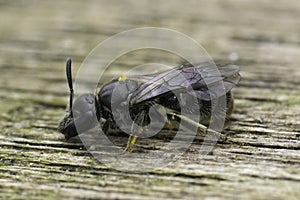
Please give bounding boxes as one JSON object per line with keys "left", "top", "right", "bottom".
{"left": 58, "top": 93, "right": 98, "bottom": 139}
{"left": 58, "top": 112, "right": 77, "bottom": 139}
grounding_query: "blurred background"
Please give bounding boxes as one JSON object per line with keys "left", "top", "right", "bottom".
{"left": 1, "top": 0, "right": 299, "bottom": 100}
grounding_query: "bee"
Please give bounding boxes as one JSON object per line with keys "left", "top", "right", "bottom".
{"left": 58, "top": 58, "right": 240, "bottom": 151}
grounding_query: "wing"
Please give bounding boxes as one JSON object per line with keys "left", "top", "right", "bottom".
{"left": 129, "top": 62, "right": 241, "bottom": 105}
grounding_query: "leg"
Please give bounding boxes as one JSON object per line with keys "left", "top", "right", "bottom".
{"left": 168, "top": 112, "right": 226, "bottom": 141}
{"left": 124, "top": 111, "right": 147, "bottom": 152}
{"left": 124, "top": 134, "right": 138, "bottom": 152}
{"left": 102, "top": 118, "right": 114, "bottom": 134}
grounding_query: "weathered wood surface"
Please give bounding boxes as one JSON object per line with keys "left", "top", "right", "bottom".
{"left": 0, "top": 0, "right": 300, "bottom": 199}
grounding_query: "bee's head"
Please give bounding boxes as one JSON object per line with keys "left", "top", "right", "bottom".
{"left": 58, "top": 59, "right": 98, "bottom": 140}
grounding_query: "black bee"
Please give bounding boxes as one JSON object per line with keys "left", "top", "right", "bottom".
{"left": 58, "top": 58, "right": 240, "bottom": 150}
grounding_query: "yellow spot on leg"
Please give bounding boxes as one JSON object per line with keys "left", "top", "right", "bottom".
{"left": 124, "top": 135, "right": 138, "bottom": 152}
{"left": 165, "top": 120, "right": 177, "bottom": 130}
{"left": 131, "top": 135, "right": 137, "bottom": 145}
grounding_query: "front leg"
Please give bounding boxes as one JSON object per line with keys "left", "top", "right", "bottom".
{"left": 124, "top": 110, "right": 147, "bottom": 152}
{"left": 102, "top": 118, "right": 114, "bottom": 134}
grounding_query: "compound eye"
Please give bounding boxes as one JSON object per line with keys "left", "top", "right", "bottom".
{"left": 72, "top": 93, "right": 96, "bottom": 114}
{"left": 74, "top": 109, "right": 81, "bottom": 116}
{"left": 85, "top": 95, "right": 94, "bottom": 104}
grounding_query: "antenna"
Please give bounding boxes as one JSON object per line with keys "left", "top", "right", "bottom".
{"left": 66, "top": 58, "right": 74, "bottom": 116}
